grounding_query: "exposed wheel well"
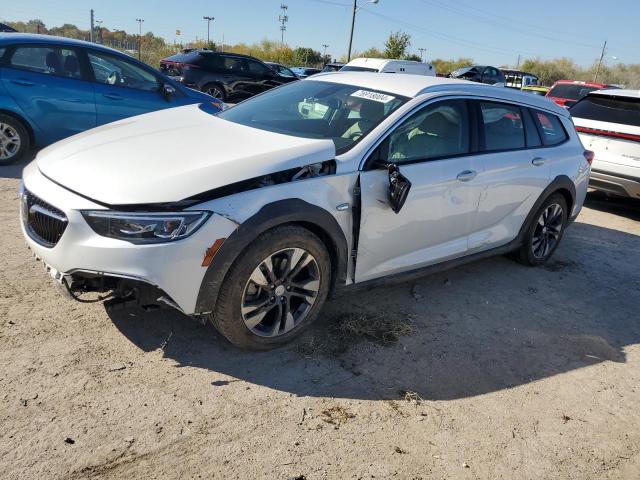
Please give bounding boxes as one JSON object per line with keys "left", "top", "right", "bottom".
{"left": 285, "top": 221, "right": 341, "bottom": 294}
{"left": 0, "top": 109, "right": 35, "bottom": 145}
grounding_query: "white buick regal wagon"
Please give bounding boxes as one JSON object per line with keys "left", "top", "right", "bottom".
{"left": 21, "top": 73, "right": 591, "bottom": 349}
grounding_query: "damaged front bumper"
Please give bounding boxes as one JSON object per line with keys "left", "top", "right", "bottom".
{"left": 21, "top": 162, "right": 239, "bottom": 315}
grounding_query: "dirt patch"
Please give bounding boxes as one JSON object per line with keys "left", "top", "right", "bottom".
{"left": 295, "top": 310, "right": 414, "bottom": 357}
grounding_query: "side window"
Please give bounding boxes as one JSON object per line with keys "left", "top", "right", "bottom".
{"left": 0, "top": 47, "right": 6, "bottom": 62}
{"left": 533, "top": 110, "right": 568, "bottom": 146}
{"left": 523, "top": 108, "right": 542, "bottom": 148}
{"left": 247, "top": 60, "right": 271, "bottom": 77}
{"left": 479, "top": 101, "right": 525, "bottom": 151}
{"left": 9, "top": 46, "right": 81, "bottom": 79}
{"left": 386, "top": 100, "right": 470, "bottom": 164}
{"left": 222, "top": 56, "right": 245, "bottom": 72}
{"left": 88, "top": 51, "right": 159, "bottom": 91}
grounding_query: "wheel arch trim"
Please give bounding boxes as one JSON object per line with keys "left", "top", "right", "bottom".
{"left": 516, "top": 175, "right": 576, "bottom": 243}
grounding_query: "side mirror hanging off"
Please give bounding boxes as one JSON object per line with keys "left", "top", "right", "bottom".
{"left": 387, "top": 163, "right": 411, "bottom": 214}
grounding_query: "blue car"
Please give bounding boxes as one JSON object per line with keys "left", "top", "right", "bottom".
{"left": 0, "top": 34, "right": 221, "bottom": 164}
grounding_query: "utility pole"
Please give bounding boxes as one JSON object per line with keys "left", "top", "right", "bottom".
{"left": 90, "top": 9, "right": 94, "bottom": 42}
{"left": 279, "top": 4, "right": 288, "bottom": 46}
{"left": 322, "top": 44, "right": 329, "bottom": 63}
{"left": 418, "top": 47, "right": 426, "bottom": 62}
{"left": 516, "top": 54, "right": 521, "bottom": 69}
{"left": 347, "top": 0, "right": 378, "bottom": 62}
{"left": 594, "top": 40, "right": 607, "bottom": 83}
{"left": 203, "top": 16, "right": 214, "bottom": 47}
{"left": 135, "top": 18, "right": 144, "bottom": 60}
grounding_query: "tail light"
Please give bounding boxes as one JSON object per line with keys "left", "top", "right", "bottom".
{"left": 583, "top": 150, "right": 594, "bottom": 165}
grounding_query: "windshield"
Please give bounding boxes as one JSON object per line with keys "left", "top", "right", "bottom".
{"left": 340, "top": 65, "right": 378, "bottom": 72}
{"left": 548, "top": 84, "right": 600, "bottom": 100}
{"left": 218, "top": 80, "right": 408, "bottom": 154}
{"left": 571, "top": 95, "right": 640, "bottom": 127}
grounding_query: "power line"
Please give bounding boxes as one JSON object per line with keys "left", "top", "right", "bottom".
{"left": 417, "top": 0, "right": 600, "bottom": 50}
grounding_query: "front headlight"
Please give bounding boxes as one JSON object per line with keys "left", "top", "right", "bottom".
{"left": 82, "top": 211, "right": 211, "bottom": 243}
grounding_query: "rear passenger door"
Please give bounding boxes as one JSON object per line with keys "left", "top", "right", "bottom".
{"left": 1, "top": 44, "right": 96, "bottom": 144}
{"left": 469, "top": 101, "right": 551, "bottom": 250}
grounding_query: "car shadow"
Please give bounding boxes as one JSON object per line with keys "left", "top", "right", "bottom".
{"left": 107, "top": 221, "right": 640, "bottom": 401}
{"left": 0, "top": 149, "right": 34, "bottom": 179}
{"left": 584, "top": 190, "right": 640, "bottom": 221}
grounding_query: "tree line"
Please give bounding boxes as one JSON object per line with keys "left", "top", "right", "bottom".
{"left": 4, "top": 19, "right": 639, "bottom": 87}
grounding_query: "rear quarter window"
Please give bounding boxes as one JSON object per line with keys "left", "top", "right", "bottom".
{"left": 533, "top": 110, "right": 568, "bottom": 146}
{"left": 570, "top": 96, "right": 640, "bottom": 127}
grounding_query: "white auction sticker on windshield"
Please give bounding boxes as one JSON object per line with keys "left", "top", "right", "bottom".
{"left": 350, "top": 90, "right": 395, "bottom": 103}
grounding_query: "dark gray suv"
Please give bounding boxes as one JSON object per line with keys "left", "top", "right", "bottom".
{"left": 160, "top": 51, "right": 298, "bottom": 102}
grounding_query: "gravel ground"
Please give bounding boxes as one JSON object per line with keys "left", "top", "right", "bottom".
{"left": 1, "top": 165, "right": 639, "bottom": 480}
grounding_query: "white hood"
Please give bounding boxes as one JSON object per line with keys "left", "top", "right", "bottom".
{"left": 36, "top": 104, "right": 336, "bottom": 205}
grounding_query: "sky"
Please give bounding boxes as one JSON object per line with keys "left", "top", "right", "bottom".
{"left": 2, "top": 0, "right": 638, "bottom": 67}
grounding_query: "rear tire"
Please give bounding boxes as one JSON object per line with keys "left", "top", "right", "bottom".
{"left": 517, "top": 193, "right": 568, "bottom": 266}
{"left": 202, "top": 83, "right": 227, "bottom": 102}
{"left": 210, "top": 225, "right": 331, "bottom": 350}
{"left": 0, "top": 114, "right": 30, "bottom": 165}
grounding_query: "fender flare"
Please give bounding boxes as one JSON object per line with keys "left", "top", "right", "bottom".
{"left": 194, "top": 198, "right": 348, "bottom": 315}
{"left": 516, "top": 174, "right": 576, "bottom": 243}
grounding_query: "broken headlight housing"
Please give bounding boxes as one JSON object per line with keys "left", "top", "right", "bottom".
{"left": 82, "top": 211, "right": 211, "bottom": 244}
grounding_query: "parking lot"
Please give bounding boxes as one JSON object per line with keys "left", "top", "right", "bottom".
{"left": 1, "top": 164, "right": 639, "bottom": 479}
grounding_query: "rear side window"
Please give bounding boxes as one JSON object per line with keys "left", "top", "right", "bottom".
{"left": 9, "top": 46, "right": 82, "bottom": 79}
{"left": 523, "top": 108, "right": 542, "bottom": 148}
{"left": 570, "top": 95, "right": 640, "bottom": 127}
{"left": 532, "top": 111, "right": 568, "bottom": 146}
{"left": 222, "top": 56, "right": 246, "bottom": 72}
{"left": 479, "top": 102, "right": 525, "bottom": 151}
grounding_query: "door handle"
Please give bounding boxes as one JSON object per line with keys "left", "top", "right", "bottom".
{"left": 103, "top": 93, "right": 123, "bottom": 100}
{"left": 532, "top": 157, "right": 546, "bottom": 166}
{"left": 10, "top": 79, "right": 35, "bottom": 86}
{"left": 456, "top": 170, "right": 477, "bottom": 182}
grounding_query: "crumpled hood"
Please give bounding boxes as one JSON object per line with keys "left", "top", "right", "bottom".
{"left": 36, "top": 104, "right": 336, "bottom": 205}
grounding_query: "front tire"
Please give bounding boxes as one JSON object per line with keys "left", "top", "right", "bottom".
{"left": 517, "top": 193, "right": 568, "bottom": 266}
{"left": 211, "top": 225, "right": 331, "bottom": 350}
{"left": 0, "top": 114, "right": 30, "bottom": 165}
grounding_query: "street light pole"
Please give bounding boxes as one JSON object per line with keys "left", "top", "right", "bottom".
{"left": 322, "top": 44, "right": 329, "bottom": 62}
{"left": 135, "top": 18, "right": 144, "bottom": 60}
{"left": 347, "top": 0, "right": 378, "bottom": 62}
{"left": 203, "top": 16, "right": 214, "bottom": 47}
{"left": 418, "top": 47, "right": 426, "bottom": 62}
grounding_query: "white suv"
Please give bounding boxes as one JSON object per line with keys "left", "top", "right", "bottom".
{"left": 571, "top": 89, "right": 640, "bottom": 199}
{"left": 21, "top": 73, "right": 591, "bottom": 350}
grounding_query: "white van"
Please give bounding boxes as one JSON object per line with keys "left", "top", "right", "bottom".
{"left": 341, "top": 57, "right": 436, "bottom": 76}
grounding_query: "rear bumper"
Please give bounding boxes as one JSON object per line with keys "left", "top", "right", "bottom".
{"left": 589, "top": 169, "right": 640, "bottom": 199}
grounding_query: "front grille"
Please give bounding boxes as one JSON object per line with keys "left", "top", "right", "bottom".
{"left": 22, "top": 190, "right": 68, "bottom": 247}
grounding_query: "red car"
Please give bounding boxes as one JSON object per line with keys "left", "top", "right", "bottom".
{"left": 546, "top": 80, "right": 616, "bottom": 108}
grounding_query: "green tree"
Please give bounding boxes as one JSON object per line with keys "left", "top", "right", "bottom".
{"left": 404, "top": 53, "right": 422, "bottom": 62}
{"left": 383, "top": 31, "right": 411, "bottom": 59}
{"left": 432, "top": 57, "right": 474, "bottom": 75}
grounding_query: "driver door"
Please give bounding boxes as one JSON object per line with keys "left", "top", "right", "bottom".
{"left": 86, "top": 50, "right": 168, "bottom": 125}
{"left": 355, "top": 99, "right": 484, "bottom": 282}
